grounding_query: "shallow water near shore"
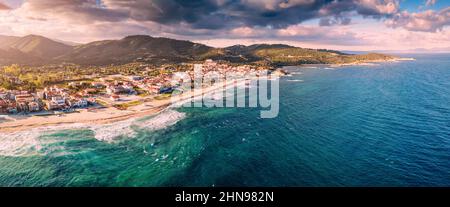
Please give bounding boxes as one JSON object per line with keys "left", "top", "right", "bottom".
{"left": 0, "top": 54, "right": 449, "bottom": 186}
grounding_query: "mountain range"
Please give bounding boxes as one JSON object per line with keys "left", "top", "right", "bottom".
{"left": 0, "top": 34, "right": 395, "bottom": 66}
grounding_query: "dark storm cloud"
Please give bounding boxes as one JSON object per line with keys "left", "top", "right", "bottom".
{"left": 104, "top": 0, "right": 222, "bottom": 24}
{"left": 110, "top": 0, "right": 398, "bottom": 29}
{"left": 22, "top": 0, "right": 400, "bottom": 29}
{"left": 22, "top": 0, "right": 128, "bottom": 22}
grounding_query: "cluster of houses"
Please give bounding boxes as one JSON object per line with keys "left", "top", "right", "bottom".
{"left": 200, "top": 59, "right": 266, "bottom": 77}
{"left": 134, "top": 73, "right": 175, "bottom": 95}
{"left": 0, "top": 90, "right": 40, "bottom": 114}
{"left": 0, "top": 60, "right": 268, "bottom": 115}
{"left": 132, "top": 60, "right": 266, "bottom": 95}
{"left": 0, "top": 86, "right": 94, "bottom": 114}
{"left": 106, "top": 80, "right": 136, "bottom": 95}
{"left": 38, "top": 86, "right": 92, "bottom": 111}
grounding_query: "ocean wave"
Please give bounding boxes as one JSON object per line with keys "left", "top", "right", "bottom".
{"left": 0, "top": 129, "right": 42, "bottom": 157}
{"left": 0, "top": 123, "right": 84, "bottom": 157}
{"left": 290, "top": 72, "right": 303, "bottom": 75}
{"left": 0, "top": 109, "right": 186, "bottom": 157}
{"left": 135, "top": 109, "right": 186, "bottom": 131}
{"left": 323, "top": 67, "right": 336, "bottom": 70}
{"left": 89, "top": 109, "right": 186, "bottom": 142}
{"left": 301, "top": 66, "right": 318, "bottom": 69}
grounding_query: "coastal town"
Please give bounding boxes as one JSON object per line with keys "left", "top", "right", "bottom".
{"left": 0, "top": 59, "right": 272, "bottom": 115}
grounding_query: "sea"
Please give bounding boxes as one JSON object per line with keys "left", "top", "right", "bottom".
{"left": 0, "top": 54, "right": 449, "bottom": 187}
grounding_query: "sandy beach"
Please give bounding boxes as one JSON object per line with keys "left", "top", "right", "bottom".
{"left": 0, "top": 77, "right": 246, "bottom": 133}
{"left": 0, "top": 101, "right": 169, "bottom": 133}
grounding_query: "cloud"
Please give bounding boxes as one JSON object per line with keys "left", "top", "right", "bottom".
{"left": 426, "top": 0, "right": 437, "bottom": 7}
{"left": 319, "top": 16, "right": 352, "bottom": 26}
{"left": 17, "top": 0, "right": 401, "bottom": 30}
{"left": 207, "top": 23, "right": 366, "bottom": 46}
{"left": 0, "top": 2, "right": 11, "bottom": 10}
{"left": 17, "top": 0, "right": 128, "bottom": 23}
{"left": 385, "top": 7, "right": 450, "bottom": 32}
{"left": 356, "top": 0, "right": 399, "bottom": 15}
{"left": 276, "top": 24, "right": 365, "bottom": 45}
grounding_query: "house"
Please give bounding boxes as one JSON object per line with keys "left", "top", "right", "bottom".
{"left": 17, "top": 102, "right": 28, "bottom": 112}
{"left": 15, "top": 94, "right": 34, "bottom": 103}
{"left": 87, "top": 98, "right": 96, "bottom": 105}
{"left": 122, "top": 84, "right": 136, "bottom": 94}
{"left": 148, "top": 85, "right": 160, "bottom": 94}
{"left": 68, "top": 82, "right": 79, "bottom": 87}
{"left": 67, "top": 98, "right": 88, "bottom": 108}
{"left": 129, "top": 76, "right": 143, "bottom": 81}
{"left": 0, "top": 92, "right": 9, "bottom": 99}
{"left": 0, "top": 99, "right": 8, "bottom": 113}
{"left": 37, "top": 91, "right": 46, "bottom": 99}
{"left": 106, "top": 86, "right": 125, "bottom": 94}
{"left": 110, "top": 95, "right": 120, "bottom": 101}
{"left": 51, "top": 96, "right": 67, "bottom": 109}
{"left": 159, "top": 86, "right": 174, "bottom": 94}
{"left": 91, "top": 82, "right": 104, "bottom": 88}
{"left": 46, "top": 101, "right": 60, "bottom": 110}
{"left": 78, "top": 99, "right": 89, "bottom": 107}
{"left": 106, "top": 84, "right": 135, "bottom": 95}
{"left": 28, "top": 101, "right": 40, "bottom": 112}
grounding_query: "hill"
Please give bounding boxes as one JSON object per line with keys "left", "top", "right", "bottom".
{"left": 6, "top": 35, "right": 73, "bottom": 59}
{"left": 0, "top": 34, "right": 396, "bottom": 66}
{"left": 0, "top": 35, "right": 73, "bottom": 65}
{"left": 202, "top": 44, "right": 392, "bottom": 66}
{"left": 0, "top": 48, "right": 44, "bottom": 65}
{"left": 57, "top": 35, "right": 212, "bottom": 65}
{"left": 0, "top": 35, "right": 20, "bottom": 50}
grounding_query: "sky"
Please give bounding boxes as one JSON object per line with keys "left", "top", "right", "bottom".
{"left": 0, "top": 0, "right": 449, "bottom": 51}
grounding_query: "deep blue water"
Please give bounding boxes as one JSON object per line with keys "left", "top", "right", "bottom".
{"left": 0, "top": 54, "right": 449, "bottom": 186}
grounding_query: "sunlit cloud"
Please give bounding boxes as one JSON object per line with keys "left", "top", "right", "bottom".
{"left": 426, "top": 0, "right": 437, "bottom": 7}
{"left": 385, "top": 7, "right": 450, "bottom": 32}
{"left": 0, "top": 2, "right": 11, "bottom": 10}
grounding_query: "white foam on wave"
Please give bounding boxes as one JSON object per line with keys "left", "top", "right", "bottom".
{"left": 90, "top": 118, "right": 137, "bottom": 142}
{"left": 0, "top": 130, "right": 42, "bottom": 157}
{"left": 0, "top": 123, "right": 86, "bottom": 157}
{"left": 89, "top": 109, "right": 186, "bottom": 142}
{"left": 135, "top": 109, "right": 186, "bottom": 131}
{"left": 302, "top": 66, "right": 318, "bottom": 69}
{"left": 0, "top": 109, "right": 186, "bottom": 157}
{"left": 290, "top": 72, "right": 303, "bottom": 75}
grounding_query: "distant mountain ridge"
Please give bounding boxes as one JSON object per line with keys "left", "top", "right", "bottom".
{"left": 57, "top": 35, "right": 213, "bottom": 65}
{"left": 0, "top": 34, "right": 73, "bottom": 64}
{"left": 0, "top": 35, "right": 21, "bottom": 49}
{"left": 0, "top": 34, "right": 396, "bottom": 66}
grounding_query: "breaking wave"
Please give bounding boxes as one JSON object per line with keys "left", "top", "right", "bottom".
{"left": 0, "top": 109, "right": 186, "bottom": 157}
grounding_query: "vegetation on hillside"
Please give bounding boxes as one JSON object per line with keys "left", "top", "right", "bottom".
{"left": 0, "top": 35, "right": 396, "bottom": 67}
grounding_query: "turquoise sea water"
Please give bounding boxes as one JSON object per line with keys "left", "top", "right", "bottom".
{"left": 0, "top": 54, "right": 449, "bottom": 186}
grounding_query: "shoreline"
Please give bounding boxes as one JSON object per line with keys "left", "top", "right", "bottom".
{"left": 0, "top": 77, "right": 250, "bottom": 133}
{"left": 295, "top": 57, "right": 415, "bottom": 68}
{"left": 0, "top": 57, "right": 408, "bottom": 134}
{"left": 330, "top": 57, "right": 415, "bottom": 67}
